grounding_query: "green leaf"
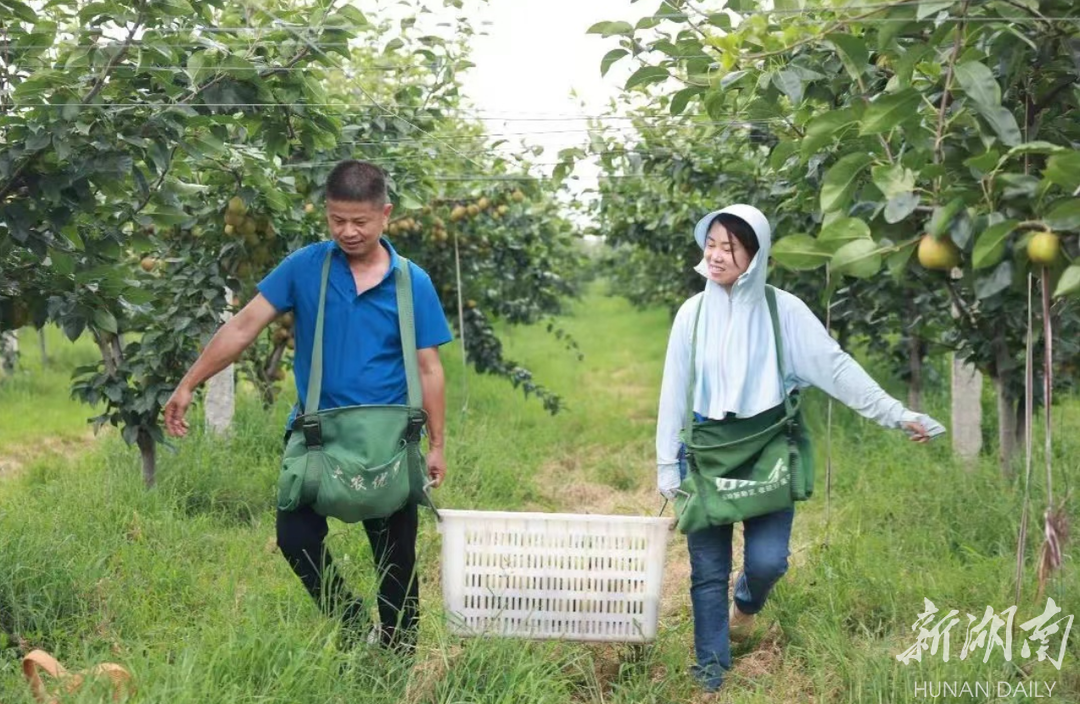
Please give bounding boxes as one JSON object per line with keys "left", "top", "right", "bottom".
{"left": 1045, "top": 199, "right": 1080, "bottom": 231}
{"left": 859, "top": 89, "right": 921, "bottom": 135}
{"left": 893, "top": 45, "right": 930, "bottom": 89}
{"left": 831, "top": 239, "right": 884, "bottom": 278}
{"left": 220, "top": 54, "right": 256, "bottom": 81}
{"left": 50, "top": 252, "right": 75, "bottom": 276}
{"left": 650, "top": 40, "right": 679, "bottom": 57}
{"left": 973, "top": 103, "right": 1022, "bottom": 147}
{"left": 827, "top": 33, "right": 868, "bottom": 80}
{"left": 929, "top": 198, "right": 965, "bottom": 237}
{"left": 963, "top": 150, "right": 1000, "bottom": 175}
{"left": 887, "top": 242, "right": 915, "bottom": 280}
{"left": 818, "top": 217, "right": 871, "bottom": 253}
{"left": 1005, "top": 141, "right": 1066, "bottom": 158}
{"left": 1046, "top": 152, "right": 1080, "bottom": 192}
{"left": 871, "top": 164, "right": 916, "bottom": 199}
{"left": 1054, "top": 264, "right": 1080, "bottom": 297}
{"left": 820, "top": 152, "right": 873, "bottom": 213}
{"left": 772, "top": 70, "right": 804, "bottom": 105}
{"left": 0, "top": 0, "right": 37, "bottom": 22}
{"left": 61, "top": 315, "right": 86, "bottom": 342}
{"left": 998, "top": 173, "right": 1040, "bottom": 200}
{"left": 145, "top": 205, "right": 189, "bottom": 226}
{"left": 953, "top": 61, "right": 1001, "bottom": 107}
{"left": 802, "top": 108, "right": 856, "bottom": 155}
{"left": 770, "top": 234, "right": 830, "bottom": 271}
{"left": 769, "top": 141, "right": 798, "bottom": 170}
{"left": 335, "top": 5, "right": 369, "bottom": 26}
{"left": 975, "top": 261, "right": 1014, "bottom": 299}
{"left": 670, "top": 86, "right": 701, "bottom": 115}
{"left": 917, "top": 0, "right": 954, "bottom": 20}
{"left": 706, "top": 13, "right": 731, "bottom": 29}
{"left": 625, "top": 65, "right": 669, "bottom": 90}
{"left": 185, "top": 50, "right": 206, "bottom": 85}
{"left": 93, "top": 309, "right": 119, "bottom": 334}
{"left": 157, "top": 0, "right": 195, "bottom": 16}
{"left": 719, "top": 70, "right": 750, "bottom": 90}
{"left": 600, "top": 49, "right": 628, "bottom": 77}
{"left": 586, "top": 21, "right": 633, "bottom": 37}
{"left": 972, "top": 219, "right": 1017, "bottom": 269}
{"left": 885, "top": 192, "right": 920, "bottom": 223}
{"left": 264, "top": 188, "right": 289, "bottom": 212}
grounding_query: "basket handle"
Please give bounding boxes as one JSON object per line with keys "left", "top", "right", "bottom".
{"left": 22, "top": 649, "right": 133, "bottom": 703}
{"left": 423, "top": 479, "right": 442, "bottom": 522}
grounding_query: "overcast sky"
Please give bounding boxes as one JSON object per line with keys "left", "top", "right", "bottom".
{"left": 459, "top": 0, "right": 640, "bottom": 160}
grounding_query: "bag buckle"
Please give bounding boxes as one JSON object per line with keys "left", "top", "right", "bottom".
{"left": 301, "top": 416, "right": 323, "bottom": 449}
{"left": 405, "top": 412, "right": 426, "bottom": 443}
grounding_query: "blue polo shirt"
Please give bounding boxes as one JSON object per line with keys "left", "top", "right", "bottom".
{"left": 257, "top": 239, "right": 452, "bottom": 424}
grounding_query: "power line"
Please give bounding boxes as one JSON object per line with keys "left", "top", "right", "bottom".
{"left": 239, "top": 0, "right": 493, "bottom": 177}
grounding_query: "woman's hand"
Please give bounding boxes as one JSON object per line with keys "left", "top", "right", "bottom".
{"left": 901, "top": 420, "right": 931, "bottom": 443}
{"left": 900, "top": 413, "right": 946, "bottom": 443}
{"left": 658, "top": 463, "right": 681, "bottom": 499}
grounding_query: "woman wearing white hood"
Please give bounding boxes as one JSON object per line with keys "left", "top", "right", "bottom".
{"left": 656, "top": 204, "right": 944, "bottom": 693}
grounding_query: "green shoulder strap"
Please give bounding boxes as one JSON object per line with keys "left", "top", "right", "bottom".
{"left": 684, "top": 297, "right": 705, "bottom": 446}
{"left": 764, "top": 285, "right": 794, "bottom": 418}
{"left": 304, "top": 249, "right": 423, "bottom": 415}
{"left": 304, "top": 250, "right": 334, "bottom": 416}
{"left": 683, "top": 286, "right": 792, "bottom": 443}
{"left": 394, "top": 256, "right": 422, "bottom": 410}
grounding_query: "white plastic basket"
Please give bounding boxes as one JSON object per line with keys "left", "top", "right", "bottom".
{"left": 436, "top": 509, "right": 675, "bottom": 643}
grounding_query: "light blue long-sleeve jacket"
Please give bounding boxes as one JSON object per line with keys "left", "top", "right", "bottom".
{"left": 656, "top": 205, "right": 945, "bottom": 496}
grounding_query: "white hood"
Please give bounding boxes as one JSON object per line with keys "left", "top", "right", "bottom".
{"left": 689, "top": 204, "right": 786, "bottom": 418}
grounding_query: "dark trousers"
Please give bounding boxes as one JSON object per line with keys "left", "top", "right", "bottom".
{"left": 276, "top": 501, "right": 420, "bottom": 652}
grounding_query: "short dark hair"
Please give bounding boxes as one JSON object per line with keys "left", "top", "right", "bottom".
{"left": 325, "top": 160, "right": 388, "bottom": 205}
{"left": 710, "top": 213, "right": 760, "bottom": 259}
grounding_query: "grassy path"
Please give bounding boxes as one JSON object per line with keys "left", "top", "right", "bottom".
{"left": 1, "top": 285, "right": 1076, "bottom": 703}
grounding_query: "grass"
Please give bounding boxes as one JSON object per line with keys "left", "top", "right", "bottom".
{"left": 0, "top": 326, "right": 102, "bottom": 456}
{"left": 0, "top": 282, "right": 1077, "bottom": 703}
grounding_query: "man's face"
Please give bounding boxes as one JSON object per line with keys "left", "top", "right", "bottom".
{"left": 326, "top": 199, "right": 392, "bottom": 259}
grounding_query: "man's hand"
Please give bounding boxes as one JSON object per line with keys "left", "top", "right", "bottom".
{"left": 426, "top": 446, "right": 447, "bottom": 488}
{"left": 163, "top": 385, "right": 194, "bottom": 438}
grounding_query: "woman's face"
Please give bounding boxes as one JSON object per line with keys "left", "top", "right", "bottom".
{"left": 703, "top": 222, "right": 753, "bottom": 287}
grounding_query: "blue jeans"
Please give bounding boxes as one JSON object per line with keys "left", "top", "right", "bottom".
{"left": 678, "top": 438, "right": 795, "bottom": 692}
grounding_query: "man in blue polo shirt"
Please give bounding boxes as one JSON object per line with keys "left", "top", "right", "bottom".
{"left": 163, "top": 160, "right": 453, "bottom": 653}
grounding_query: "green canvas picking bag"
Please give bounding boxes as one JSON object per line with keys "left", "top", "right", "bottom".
{"left": 276, "top": 249, "right": 432, "bottom": 524}
{"left": 674, "top": 286, "right": 814, "bottom": 534}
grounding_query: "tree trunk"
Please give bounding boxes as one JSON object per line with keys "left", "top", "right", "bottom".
{"left": 205, "top": 364, "right": 236, "bottom": 435}
{"left": 259, "top": 341, "right": 287, "bottom": 409}
{"left": 992, "top": 329, "right": 1018, "bottom": 479}
{"left": 1014, "top": 394, "right": 1027, "bottom": 460}
{"left": 951, "top": 354, "right": 983, "bottom": 462}
{"left": 38, "top": 327, "right": 48, "bottom": 366}
{"left": 94, "top": 331, "right": 123, "bottom": 375}
{"left": 136, "top": 428, "right": 156, "bottom": 487}
{"left": 908, "top": 335, "right": 923, "bottom": 412}
{"left": 995, "top": 379, "right": 1018, "bottom": 480}
{"left": 205, "top": 287, "right": 236, "bottom": 433}
{"left": 1, "top": 330, "right": 19, "bottom": 374}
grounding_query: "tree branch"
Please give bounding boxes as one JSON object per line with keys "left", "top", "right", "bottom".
{"left": 82, "top": 19, "right": 141, "bottom": 105}
{"left": 257, "top": 45, "right": 310, "bottom": 79}
{"left": 0, "top": 17, "right": 142, "bottom": 201}
{"left": 944, "top": 276, "right": 978, "bottom": 330}
{"left": 743, "top": 0, "right": 912, "bottom": 62}
{"left": 933, "top": 0, "right": 970, "bottom": 196}
{"left": 133, "top": 146, "right": 178, "bottom": 215}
